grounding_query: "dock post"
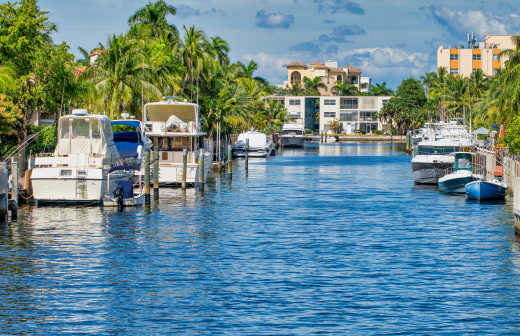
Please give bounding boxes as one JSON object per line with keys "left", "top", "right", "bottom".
{"left": 144, "top": 150, "right": 151, "bottom": 208}
{"left": 11, "top": 158, "right": 18, "bottom": 207}
{"left": 0, "top": 162, "right": 7, "bottom": 224}
{"left": 320, "top": 132, "right": 323, "bottom": 144}
{"left": 245, "top": 138, "right": 249, "bottom": 173}
{"left": 182, "top": 149, "right": 187, "bottom": 190}
{"left": 198, "top": 148, "right": 205, "bottom": 191}
{"left": 227, "top": 145, "right": 232, "bottom": 176}
{"left": 153, "top": 149, "right": 159, "bottom": 201}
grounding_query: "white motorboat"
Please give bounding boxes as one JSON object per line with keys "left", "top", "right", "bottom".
{"left": 31, "top": 110, "right": 134, "bottom": 204}
{"left": 438, "top": 152, "right": 479, "bottom": 193}
{"left": 233, "top": 131, "right": 275, "bottom": 157}
{"left": 143, "top": 97, "right": 212, "bottom": 186}
{"left": 280, "top": 123, "right": 305, "bottom": 148}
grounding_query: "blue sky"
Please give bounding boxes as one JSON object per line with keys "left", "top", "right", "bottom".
{"left": 38, "top": 0, "right": 520, "bottom": 89}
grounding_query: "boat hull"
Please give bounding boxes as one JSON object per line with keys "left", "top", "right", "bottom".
{"left": 438, "top": 171, "right": 476, "bottom": 193}
{"left": 31, "top": 168, "right": 131, "bottom": 204}
{"left": 232, "top": 146, "right": 274, "bottom": 158}
{"left": 280, "top": 136, "right": 305, "bottom": 148}
{"left": 465, "top": 181, "right": 507, "bottom": 200}
{"left": 412, "top": 161, "right": 453, "bottom": 184}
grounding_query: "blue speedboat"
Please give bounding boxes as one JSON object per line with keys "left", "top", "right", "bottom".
{"left": 465, "top": 179, "right": 507, "bottom": 200}
{"left": 438, "top": 152, "right": 478, "bottom": 193}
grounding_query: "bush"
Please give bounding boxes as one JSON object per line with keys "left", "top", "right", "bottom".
{"left": 374, "top": 130, "right": 383, "bottom": 135}
{"left": 27, "top": 125, "right": 56, "bottom": 154}
{"left": 505, "top": 117, "right": 520, "bottom": 153}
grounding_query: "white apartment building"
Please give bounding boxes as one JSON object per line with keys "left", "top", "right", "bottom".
{"left": 269, "top": 95, "right": 391, "bottom": 134}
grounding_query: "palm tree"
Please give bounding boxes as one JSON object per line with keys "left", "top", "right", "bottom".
{"left": 181, "top": 26, "right": 207, "bottom": 102}
{"left": 303, "top": 76, "right": 326, "bottom": 96}
{"left": 206, "top": 36, "right": 229, "bottom": 66}
{"left": 128, "top": 0, "right": 177, "bottom": 39}
{"left": 85, "top": 34, "right": 159, "bottom": 118}
{"left": 332, "top": 80, "right": 358, "bottom": 96}
{"left": 370, "top": 82, "right": 393, "bottom": 96}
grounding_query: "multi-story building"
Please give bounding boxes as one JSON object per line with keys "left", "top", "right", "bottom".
{"left": 284, "top": 60, "right": 370, "bottom": 95}
{"left": 269, "top": 95, "right": 391, "bottom": 134}
{"left": 437, "top": 35, "right": 516, "bottom": 77}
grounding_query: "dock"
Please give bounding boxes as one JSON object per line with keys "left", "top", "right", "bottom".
{"left": 306, "top": 135, "right": 406, "bottom": 143}
{"left": 0, "top": 162, "right": 7, "bottom": 223}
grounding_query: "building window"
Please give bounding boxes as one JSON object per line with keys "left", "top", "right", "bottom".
{"left": 472, "top": 54, "right": 481, "bottom": 60}
{"left": 450, "top": 54, "right": 459, "bottom": 60}
{"left": 450, "top": 68, "right": 459, "bottom": 75}
{"left": 289, "top": 113, "right": 301, "bottom": 119}
{"left": 493, "top": 68, "right": 498, "bottom": 75}
{"left": 340, "top": 111, "right": 358, "bottom": 121}
{"left": 289, "top": 99, "right": 301, "bottom": 106}
{"left": 350, "top": 76, "right": 358, "bottom": 84}
{"left": 360, "top": 111, "right": 377, "bottom": 121}
{"left": 337, "top": 75, "right": 343, "bottom": 82}
{"left": 324, "top": 112, "right": 336, "bottom": 118}
{"left": 341, "top": 98, "right": 358, "bottom": 109}
{"left": 382, "top": 99, "right": 389, "bottom": 105}
{"left": 324, "top": 99, "right": 336, "bottom": 105}
{"left": 290, "top": 71, "right": 301, "bottom": 84}
{"left": 493, "top": 54, "right": 500, "bottom": 60}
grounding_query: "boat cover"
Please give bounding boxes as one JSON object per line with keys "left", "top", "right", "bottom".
{"left": 237, "top": 132, "right": 268, "bottom": 148}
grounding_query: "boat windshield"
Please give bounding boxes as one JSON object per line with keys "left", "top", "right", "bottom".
{"left": 417, "top": 145, "right": 460, "bottom": 155}
{"left": 282, "top": 130, "right": 303, "bottom": 135}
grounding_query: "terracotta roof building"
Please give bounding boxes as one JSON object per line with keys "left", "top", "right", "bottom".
{"left": 284, "top": 60, "right": 371, "bottom": 95}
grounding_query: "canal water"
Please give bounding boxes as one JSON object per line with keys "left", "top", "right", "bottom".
{"left": 1, "top": 143, "right": 520, "bottom": 335}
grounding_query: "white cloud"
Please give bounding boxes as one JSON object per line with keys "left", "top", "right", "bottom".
{"left": 241, "top": 52, "right": 293, "bottom": 84}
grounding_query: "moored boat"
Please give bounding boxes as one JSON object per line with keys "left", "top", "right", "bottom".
{"left": 465, "top": 179, "right": 507, "bottom": 200}
{"left": 280, "top": 123, "right": 305, "bottom": 148}
{"left": 232, "top": 131, "right": 275, "bottom": 158}
{"left": 143, "top": 97, "right": 212, "bottom": 186}
{"left": 31, "top": 109, "right": 135, "bottom": 205}
{"left": 438, "top": 152, "right": 479, "bottom": 193}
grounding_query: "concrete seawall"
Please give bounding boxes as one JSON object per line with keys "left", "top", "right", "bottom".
{"left": 306, "top": 135, "right": 406, "bottom": 143}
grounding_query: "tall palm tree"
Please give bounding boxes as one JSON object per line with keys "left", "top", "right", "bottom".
{"left": 181, "top": 25, "right": 207, "bottom": 102}
{"left": 128, "top": 0, "right": 177, "bottom": 39}
{"left": 370, "top": 82, "right": 393, "bottom": 96}
{"left": 85, "top": 34, "right": 159, "bottom": 118}
{"left": 303, "top": 76, "right": 327, "bottom": 96}
{"left": 332, "top": 80, "right": 358, "bottom": 96}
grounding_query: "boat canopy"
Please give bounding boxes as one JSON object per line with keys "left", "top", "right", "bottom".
{"left": 55, "top": 113, "right": 120, "bottom": 159}
{"left": 282, "top": 123, "right": 304, "bottom": 131}
{"left": 111, "top": 120, "right": 141, "bottom": 128}
{"left": 453, "top": 152, "right": 473, "bottom": 171}
{"left": 144, "top": 101, "right": 198, "bottom": 124}
{"left": 236, "top": 131, "right": 269, "bottom": 148}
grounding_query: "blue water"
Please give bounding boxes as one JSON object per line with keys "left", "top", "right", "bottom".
{"left": 1, "top": 143, "right": 520, "bottom": 335}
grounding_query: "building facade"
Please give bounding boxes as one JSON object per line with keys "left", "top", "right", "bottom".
{"left": 284, "top": 60, "right": 371, "bottom": 95}
{"left": 270, "top": 95, "right": 391, "bottom": 134}
{"left": 437, "top": 35, "right": 516, "bottom": 77}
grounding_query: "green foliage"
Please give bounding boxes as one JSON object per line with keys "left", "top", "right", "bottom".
{"left": 27, "top": 125, "right": 55, "bottom": 154}
{"left": 505, "top": 115, "right": 520, "bottom": 154}
{"left": 381, "top": 78, "right": 427, "bottom": 134}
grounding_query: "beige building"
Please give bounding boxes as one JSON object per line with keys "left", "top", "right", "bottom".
{"left": 284, "top": 60, "right": 371, "bottom": 95}
{"left": 437, "top": 35, "right": 516, "bottom": 77}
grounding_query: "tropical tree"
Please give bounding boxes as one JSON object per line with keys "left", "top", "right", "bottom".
{"left": 303, "top": 76, "right": 326, "bottom": 95}
{"left": 369, "top": 82, "right": 393, "bottom": 96}
{"left": 332, "top": 80, "right": 358, "bottom": 96}
{"left": 128, "top": 0, "right": 177, "bottom": 39}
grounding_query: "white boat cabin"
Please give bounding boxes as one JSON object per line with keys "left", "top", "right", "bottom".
{"left": 36, "top": 110, "right": 121, "bottom": 169}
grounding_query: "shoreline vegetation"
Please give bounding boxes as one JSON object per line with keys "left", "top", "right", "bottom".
{"left": 0, "top": 0, "right": 288, "bottom": 160}
{"left": 0, "top": 1, "right": 519, "bottom": 159}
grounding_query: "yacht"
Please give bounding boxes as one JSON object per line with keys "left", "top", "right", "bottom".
{"left": 31, "top": 110, "right": 134, "bottom": 204}
{"left": 280, "top": 123, "right": 305, "bottom": 148}
{"left": 143, "top": 97, "right": 212, "bottom": 186}
{"left": 232, "top": 131, "right": 275, "bottom": 157}
{"left": 412, "top": 120, "right": 474, "bottom": 184}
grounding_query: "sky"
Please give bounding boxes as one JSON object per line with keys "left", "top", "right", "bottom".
{"left": 36, "top": 0, "right": 520, "bottom": 89}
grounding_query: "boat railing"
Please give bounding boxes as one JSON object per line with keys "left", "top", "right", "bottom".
{"left": 33, "top": 153, "right": 135, "bottom": 170}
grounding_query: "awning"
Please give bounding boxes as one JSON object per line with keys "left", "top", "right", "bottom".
{"left": 473, "top": 127, "right": 489, "bottom": 135}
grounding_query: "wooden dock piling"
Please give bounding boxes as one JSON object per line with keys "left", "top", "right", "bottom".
{"left": 0, "top": 162, "right": 7, "bottom": 224}
{"left": 198, "top": 148, "right": 205, "bottom": 191}
{"left": 153, "top": 149, "right": 159, "bottom": 201}
{"left": 182, "top": 149, "right": 187, "bottom": 190}
{"left": 144, "top": 150, "right": 151, "bottom": 207}
{"left": 11, "top": 158, "right": 18, "bottom": 208}
{"left": 227, "top": 145, "right": 232, "bottom": 176}
{"left": 245, "top": 138, "right": 249, "bottom": 173}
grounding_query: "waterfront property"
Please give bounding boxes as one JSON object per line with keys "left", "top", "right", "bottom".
{"left": 269, "top": 95, "right": 391, "bottom": 134}
{"left": 437, "top": 34, "right": 516, "bottom": 77}
{"left": 284, "top": 60, "right": 371, "bottom": 94}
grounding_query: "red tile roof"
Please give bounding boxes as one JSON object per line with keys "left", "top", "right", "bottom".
{"left": 73, "top": 66, "right": 87, "bottom": 79}
{"left": 89, "top": 49, "right": 104, "bottom": 57}
{"left": 345, "top": 65, "right": 361, "bottom": 73}
{"left": 286, "top": 61, "right": 307, "bottom": 68}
